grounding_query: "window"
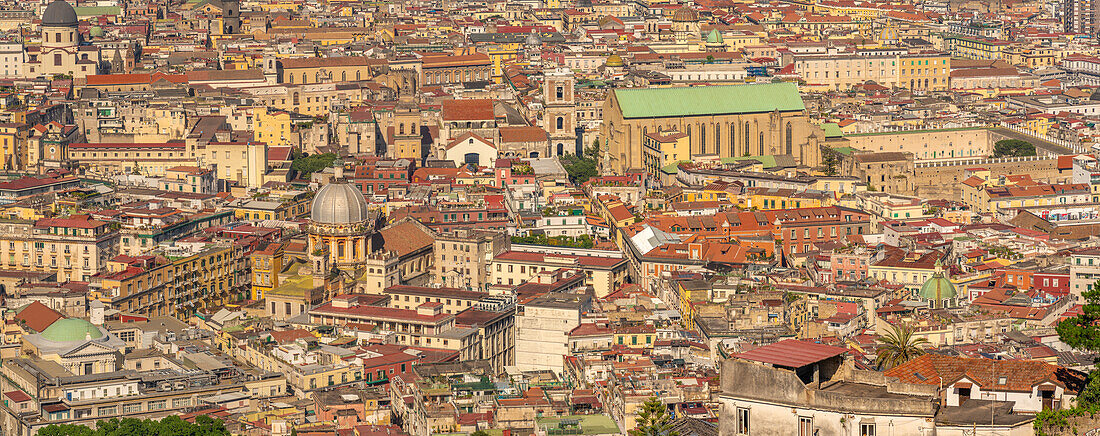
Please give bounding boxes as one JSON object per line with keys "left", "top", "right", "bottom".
{"left": 798, "top": 416, "right": 813, "bottom": 436}
{"left": 860, "top": 423, "right": 876, "bottom": 436}
{"left": 736, "top": 407, "right": 749, "bottom": 434}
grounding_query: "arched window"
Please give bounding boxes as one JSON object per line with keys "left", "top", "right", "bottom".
{"left": 556, "top": 117, "right": 564, "bottom": 130}
{"left": 729, "top": 123, "right": 735, "bottom": 156}
{"left": 759, "top": 132, "right": 765, "bottom": 156}
{"left": 743, "top": 122, "right": 750, "bottom": 155}
{"left": 556, "top": 86, "right": 564, "bottom": 99}
{"left": 341, "top": 71, "right": 346, "bottom": 81}
{"left": 714, "top": 124, "right": 721, "bottom": 156}
{"left": 687, "top": 125, "right": 692, "bottom": 143}
{"left": 288, "top": 74, "right": 293, "bottom": 84}
{"left": 700, "top": 124, "right": 706, "bottom": 154}
{"left": 356, "top": 71, "right": 361, "bottom": 81}
{"left": 785, "top": 121, "right": 793, "bottom": 155}
{"left": 399, "top": 123, "right": 405, "bottom": 135}
{"left": 301, "top": 72, "right": 307, "bottom": 83}
{"left": 315, "top": 72, "right": 321, "bottom": 83}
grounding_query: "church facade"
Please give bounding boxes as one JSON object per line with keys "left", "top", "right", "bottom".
{"left": 25, "top": 0, "right": 104, "bottom": 79}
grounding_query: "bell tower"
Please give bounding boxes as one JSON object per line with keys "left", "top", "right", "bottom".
{"left": 543, "top": 68, "right": 577, "bottom": 157}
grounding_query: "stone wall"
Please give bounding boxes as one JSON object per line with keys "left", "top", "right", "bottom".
{"left": 844, "top": 128, "right": 992, "bottom": 161}
{"left": 911, "top": 156, "right": 1064, "bottom": 201}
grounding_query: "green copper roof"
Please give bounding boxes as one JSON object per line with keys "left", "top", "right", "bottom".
{"left": 722, "top": 155, "right": 778, "bottom": 168}
{"left": 40, "top": 318, "right": 104, "bottom": 342}
{"left": 73, "top": 6, "right": 121, "bottom": 16}
{"left": 822, "top": 122, "right": 843, "bottom": 138}
{"left": 919, "top": 271, "right": 956, "bottom": 301}
{"left": 613, "top": 82, "right": 805, "bottom": 119}
{"left": 706, "top": 29, "right": 724, "bottom": 44}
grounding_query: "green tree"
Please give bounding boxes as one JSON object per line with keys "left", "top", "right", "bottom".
{"left": 875, "top": 324, "right": 928, "bottom": 370}
{"left": 992, "top": 139, "right": 1036, "bottom": 158}
{"left": 629, "top": 396, "right": 678, "bottom": 436}
{"left": 36, "top": 424, "right": 93, "bottom": 436}
{"left": 1034, "top": 279, "right": 1100, "bottom": 433}
{"left": 821, "top": 147, "right": 840, "bottom": 176}
{"left": 471, "top": 431, "right": 490, "bottom": 436}
{"left": 38, "top": 415, "right": 229, "bottom": 436}
{"left": 560, "top": 144, "right": 600, "bottom": 184}
{"left": 1057, "top": 279, "right": 1100, "bottom": 406}
{"left": 291, "top": 152, "right": 338, "bottom": 177}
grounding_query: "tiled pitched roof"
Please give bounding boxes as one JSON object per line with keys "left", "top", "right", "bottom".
{"left": 15, "top": 301, "right": 63, "bottom": 333}
{"left": 885, "top": 354, "right": 1086, "bottom": 393}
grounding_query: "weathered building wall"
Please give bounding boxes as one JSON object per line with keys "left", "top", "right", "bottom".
{"left": 911, "top": 156, "right": 1063, "bottom": 201}
{"left": 844, "top": 128, "right": 992, "bottom": 160}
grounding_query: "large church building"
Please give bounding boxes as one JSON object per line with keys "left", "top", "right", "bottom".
{"left": 600, "top": 82, "right": 823, "bottom": 174}
{"left": 25, "top": 0, "right": 103, "bottom": 79}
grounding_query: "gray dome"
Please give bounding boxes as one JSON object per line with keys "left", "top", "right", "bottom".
{"left": 311, "top": 182, "right": 369, "bottom": 225}
{"left": 43, "top": 0, "right": 77, "bottom": 27}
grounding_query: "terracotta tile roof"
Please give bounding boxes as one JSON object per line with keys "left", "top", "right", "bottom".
{"left": 268, "top": 329, "right": 314, "bottom": 344}
{"left": 3, "top": 391, "right": 30, "bottom": 403}
{"left": 441, "top": 99, "right": 494, "bottom": 121}
{"left": 280, "top": 56, "right": 387, "bottom": 69}
{"left": 885, "top": 354, "right": 1086, "bottom": 393}
{"left": 378, "top": 219, "right": 435, "bottom": 257}
{"left": 498, "top": 126, "right": 548, "bottom": 143}
{"left": 733, "top": 339, "right": 848, "bottom": 368}
{"left": 15, "top": 301, "right": 63, "bottom": 333}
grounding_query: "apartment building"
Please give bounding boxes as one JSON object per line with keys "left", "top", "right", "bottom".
{"left": 383, "top": 285, "right": 486, "bottom": 315}
{"left": 92, "top": 241, "right": 248, "bottom": 318}
{"left": 432, "top": 228, "right": 509, "bottom": 291}
{"left": 787, "top": 48, "right": 949, "bottom": 91}
{"left": 489, "top": 250, "right": 629, "bottom": 297}
{"left": 1070, "top": 248, "right": 1100, "bottom": 301}
{"left": 0, "top": 217, "right": 119, "bottom": 282}
{"left": 309, "top": 295, "right": 480, "bottom": 361}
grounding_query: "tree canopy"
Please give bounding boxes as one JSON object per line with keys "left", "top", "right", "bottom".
{"left": 291, "top": 152, "right": 338, "bottom": 177}
{"left": 629, "top": 397, "right": 678, "bottom": 436}
{"left": 992, "top": 139, "right": 1036, "bottom": 158}
{"left": 1035, "top": 279, "right": 1100, "bottom": 434}
{"left": 560, "top": 144, "right": 600, "bottom": 184}
{"left": 37, "top": 415, "right": 229, "bottom": 436}
{"left": 874, "top": 324, "right": 928, "bottom": 370}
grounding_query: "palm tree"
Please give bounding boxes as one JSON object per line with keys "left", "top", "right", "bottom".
{"left": 875, "top": 325, "right": 929, "bottom": 370}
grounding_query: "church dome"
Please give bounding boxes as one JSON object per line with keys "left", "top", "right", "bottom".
{"left": 89, "top": 26, "right": 104, "bottom": 38}
{"left": 42, "top": 0, "right": 78, "bottom": 27}
{"left": 919, "top": 270, "right": 956, "bottom": 301}
{"left": 706, "top": 29, "right": 724, "bottom": 44}
{"left": 40, "top": 318, "right": 104, "bottom": 342}
{"left": 672, "top": 6, "right": 699, "bottom": 22}
{"left": 605, "top": 54, "right": 624, "bottom": 67}
{"left": 311, "top": 182, "right": 370, "bottom": 225}
{"left": 525, "top": 31, "right": 541, "bottom": 46}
